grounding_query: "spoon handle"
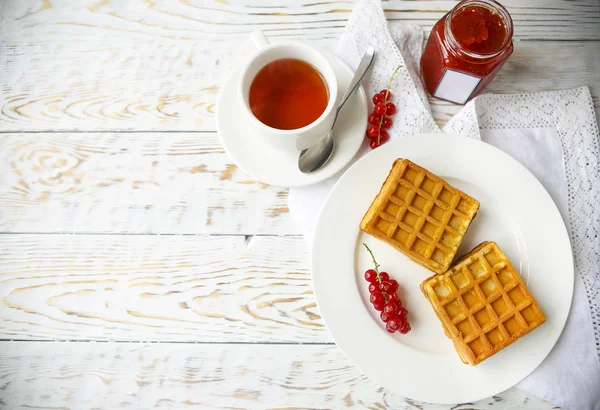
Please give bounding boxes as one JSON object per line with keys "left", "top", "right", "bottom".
{"left": 333, "top": 46, "right": 376, "bottom": 123}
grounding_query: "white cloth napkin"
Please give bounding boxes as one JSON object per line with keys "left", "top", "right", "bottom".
{"left": 288, "top": 1, "right": 600, "bottom": 408}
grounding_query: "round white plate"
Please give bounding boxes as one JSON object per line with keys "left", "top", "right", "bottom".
{"left": 216, "top": 50, "right": 368, "bottom": 187}
{"left": 312, "top": 133, "right": 573, "bottom": 404}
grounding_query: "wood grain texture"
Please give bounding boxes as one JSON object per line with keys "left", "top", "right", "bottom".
{"left": 0, "top": 3, "right": 598, "bottom": 131}
{"left": 0, "top": 133, "right": 295, "bottom": 234}
{"left": 1, "top": 0, "right": 597, "bottom": 41}
{"left": 0, "top": 342, "right": 556, "bottom": 410}
{"left": 0, "top": 1, "right": 596, "bottom": 407}
{"left": 0, "top": 234, "right": 324, "bottom": 342}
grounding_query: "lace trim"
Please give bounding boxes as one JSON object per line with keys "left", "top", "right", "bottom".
{"left": 343, "top": 0, "right": 440, "bottom": 137}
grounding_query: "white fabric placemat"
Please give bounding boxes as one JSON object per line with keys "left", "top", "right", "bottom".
{"left": 288, "top": 1, "right": 600, "bottom": 408}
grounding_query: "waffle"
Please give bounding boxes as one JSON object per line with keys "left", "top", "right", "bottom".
{"left": 360, "top": 159, "right": 480, "bottom": 274}
{"left": 421, "top": 241, "right": 546, "bottom": 365}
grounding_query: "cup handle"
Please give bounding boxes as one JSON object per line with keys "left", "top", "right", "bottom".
{"left": 250, "top": 30, "right": 270, "bottom": 49}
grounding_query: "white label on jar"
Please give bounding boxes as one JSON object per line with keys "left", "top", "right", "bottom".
{"left": 433, "top": 69, "right": 481, "bottom": 105}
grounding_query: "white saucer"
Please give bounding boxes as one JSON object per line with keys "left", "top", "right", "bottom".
{"left": 216, "top": 50, "right": 368, "bottom": 187}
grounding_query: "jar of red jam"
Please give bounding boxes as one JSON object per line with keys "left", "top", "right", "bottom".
{"left": 420, "top": 0, "right": 514, "bottom": 104}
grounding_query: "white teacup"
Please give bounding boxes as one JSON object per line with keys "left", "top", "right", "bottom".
{"left": 238, "top": 31, "right": 338, "bottom": 152}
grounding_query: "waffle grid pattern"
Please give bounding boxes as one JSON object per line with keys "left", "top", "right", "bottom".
{"left": 362, "top": 159, "right": 479, "bottom": 274}
{"left": 422, "top": 242, "right": 546, "bottom": 365}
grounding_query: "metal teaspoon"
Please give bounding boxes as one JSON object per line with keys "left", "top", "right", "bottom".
{"left": 298, "top": 47, "right": 375, "bottom": 174}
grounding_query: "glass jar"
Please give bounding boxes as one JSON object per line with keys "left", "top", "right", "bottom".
{"left": 420, "top": 0, "right": 514, "bottom": 104}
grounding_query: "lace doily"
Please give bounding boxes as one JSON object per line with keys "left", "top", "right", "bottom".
{"left": 445, "top": 87, "right": 600, "bottom": 358}
{"left": 343, "top": 0, "right": 440, "bottom": 137}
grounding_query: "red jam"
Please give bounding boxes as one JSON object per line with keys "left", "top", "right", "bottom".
{"left": 420, "top": 0, "right": 513, "bottom": 104}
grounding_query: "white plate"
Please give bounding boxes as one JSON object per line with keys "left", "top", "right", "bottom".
{"left": 217, "top": 50, "right": 368, "bottom": 187}
{"left": 312, "top": 133, "right": 573, "bottom": 404}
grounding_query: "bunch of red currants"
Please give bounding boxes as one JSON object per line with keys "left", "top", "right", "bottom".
{"left": 363, "top": 243, "right": 411, "bottom": 334}
{"left": 365, "top": 65, "right": 401, "bottom": 149}
{"left": 366, "top": 90, "right": 396, "bottom": 149}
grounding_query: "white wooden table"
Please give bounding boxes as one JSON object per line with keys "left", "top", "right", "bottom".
{"left": 0, "top": 1, "right": 598, "bottom": 408}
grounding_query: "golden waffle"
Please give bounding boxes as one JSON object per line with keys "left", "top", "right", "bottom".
{"left": 360, "top": 159, "right": 480, "bottom": 274}
{"left": 421, "top": 241, "right": 546, "bottom": 365}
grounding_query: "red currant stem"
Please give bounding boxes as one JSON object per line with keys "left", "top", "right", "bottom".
{"left": 385, "top": 65, "right": 402, "bottom": 100}
{"left": 377, "top": 64, "right": 401, "bottom": 145}
{"left": 376, "top": 117, "right": 383, "bottom": 146}
{"left": 363, "top": 243, "right": 381, "bottom": 283}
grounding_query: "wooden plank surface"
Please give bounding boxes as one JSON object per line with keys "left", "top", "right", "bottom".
{"left": 1, "top": 0, "right": 598, "bottom": 408}
{"left": 0, "top": 133, "right": 294, "bottom": 234}
{"left": 0, "top": 342, "right": 556, "bottom": 410}
{"left": 0, "top": 234, "right": 319, "bottom": 342}
{"left": 1, "top": 0, "right": 597, "bottom": 41}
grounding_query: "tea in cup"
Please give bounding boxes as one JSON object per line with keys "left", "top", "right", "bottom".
{"left": 238, "top": 31, "right": 338, "bottom": 152}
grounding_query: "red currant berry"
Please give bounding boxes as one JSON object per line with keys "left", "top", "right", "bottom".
{"left": 379, "top": 272, "right": 389, "bottom": 282}
{"left": 386, "top": 317, "right": 402, "bottom": 333}
{"left": 397, "top": 306, "right": 408, "bottom": 320}
{"left": 385, "top": 102, "right": 397, "bottom": 115}
{"left": 379, "top": 89, "right": 392, "bottom": 101}
{"left": 364, "top": 269, "right": 378, "bottom": 282}
{"left": 381, "top": 136, "right": 391, "bottom": 145}
{"left": 388, "top": 279, "right": 399, "bottom": 293}
{"left": 368, "top": 283, "right": 379, "bottom": 294}
{"left": 370, "top": 292, "right": 384, "bottom": 306}
{"left": 368, "top": 113, "right": 381, "bottom": 125}
{"left": 379, "top": 281, "right": 394, "bottom": 294}
{"left": 399, "top": 321, "right": 411, "bottom": 334}
{"left": 383, "top": 302, "right": 399, "bottom": 316}
{"left": 374, "top": 103, "right": 387, "bottom": 116}
{"left": 373, "top": 302, "right": 385, "bottom": 311}
{"left": 372, "top": 93, "right": 384, "bottom": 105}
{"left": 387, "top": 294, "right": 400, "bottom": 305}
{"left": 370, "top": 132, "right": 389, "bottom": 149}
{"left": 367, "top": 125, "right": 380, "bottom": 139}
{"left": 382, "top": 117, "right": 393, "bottom": 129}
{"left": 380, "top": 311, "right": 392, "bottom": 322}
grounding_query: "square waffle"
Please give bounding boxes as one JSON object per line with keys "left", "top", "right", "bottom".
{"left": 421, "top": 241, "right": 546, "bottom": 365}
{"left": 360, "top": 159, "right": 480, "bottom": 274}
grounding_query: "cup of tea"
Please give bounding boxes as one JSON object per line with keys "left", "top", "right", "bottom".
{"left": 238, "top": 30, "right": 338, "bottom": 152}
